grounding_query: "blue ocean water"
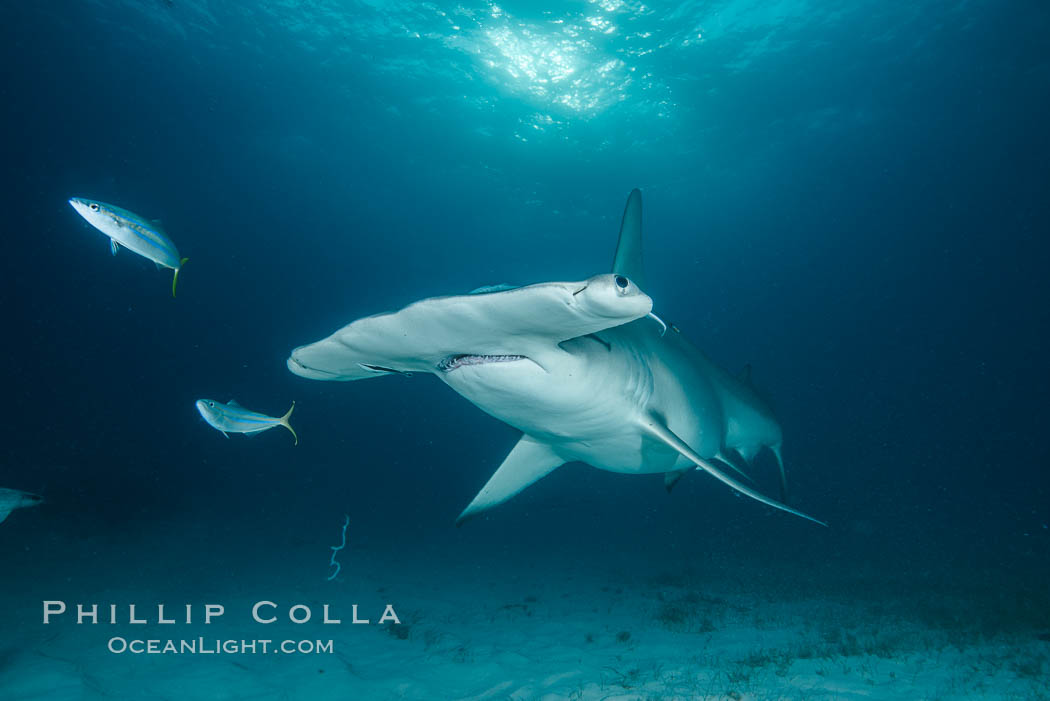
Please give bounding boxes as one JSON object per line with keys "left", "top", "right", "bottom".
{"left": 2, "top": 1, "right": 1048, "bottom": 698}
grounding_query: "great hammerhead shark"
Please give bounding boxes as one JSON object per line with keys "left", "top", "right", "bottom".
{"left": 287, "top": 190, "right": 824, "bottom": 526}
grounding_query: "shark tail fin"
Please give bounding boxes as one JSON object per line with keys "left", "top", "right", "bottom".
{"left": 641, "top": 416, "right": 825, "bottom": 526}
{"left": 280, "top": 401, "right": 298, "bottom": 445}
{"left": 770, "top": 442, "right": 788, "bottom": 502}
{"left": 172, "top": 257, "right": 189, "bottom": 297}
{"left": 612, "top": 189, "right": 647, "bottom": 291}
{"left": 0, "top": 508, "right": 10, "bottom": 525}
{"left": 457, "top": 435, "right": 563, "bottom": 525}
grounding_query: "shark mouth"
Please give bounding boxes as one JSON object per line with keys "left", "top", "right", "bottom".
{"left": 287, "top": 354, "right": 345, "bottom": 378}
{"left": 438, "top": 354, "right": 527, "bottom": 373}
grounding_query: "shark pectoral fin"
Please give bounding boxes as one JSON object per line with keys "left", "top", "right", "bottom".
{"left": 110, "top": 240, "right": 120, "bottom": 256}
{"left": 0, "top": 508, "right": 10, "bottom": 525}
{"left": 664, "top": 469, "right": 690, "bottom": 493}
{"left": 640, "top": 417, "right": 826, "bottom": 527}
{"left": 647, "top": 312, "right": 668, "bottom": 336}
{"left": 456, "top": 435, "right": 564, "bottom": 525}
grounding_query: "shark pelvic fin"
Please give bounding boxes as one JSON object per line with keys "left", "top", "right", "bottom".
{"left": 664, "top": 469, "right": 690, "bottom": 493}
{"left": 612, "top": 189, "right": 646, "bottom": 291}
{"left": 640, "top": 416, "right": 825, "bottom": 526}
{"left": 457, "top": 435, "right": 564, "bottom": 525}
{"left": 716, "top": 451, "right": 755, "bottom": 484}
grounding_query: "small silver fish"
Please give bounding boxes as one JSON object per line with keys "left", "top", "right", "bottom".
{"left": 196, "top": 399, "right": 298, "bottom": 445}
{"left": 0, "top": 488, "right": 43, "bottom": 526}
{"left": 468, "top": 283, "right": 519, "bottom": 295}
{"left": 69, "top": 197, "right": 189, "bottom": 297}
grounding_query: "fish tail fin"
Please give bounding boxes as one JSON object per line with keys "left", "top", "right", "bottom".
{"left": 172, "top": 257, "right": 189, "bottom": 297}
{"left": 280, "top": 401, "right": 298, "bottom": 445}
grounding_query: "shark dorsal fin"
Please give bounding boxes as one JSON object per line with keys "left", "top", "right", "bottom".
{"left": 612, "top": 189, "right": 646, "bottom": 291}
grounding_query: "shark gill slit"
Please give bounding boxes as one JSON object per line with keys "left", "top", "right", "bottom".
{"left": 583, "top": 334, "right": 611, "bottom": 351}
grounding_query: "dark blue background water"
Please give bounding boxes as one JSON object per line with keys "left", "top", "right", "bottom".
{"left": 2, "top": 0, "right": 1048, "bottom": 597}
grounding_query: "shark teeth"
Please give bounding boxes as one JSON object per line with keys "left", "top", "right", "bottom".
{"left": 438, "top": 354, "right": 527, "bottom": 373}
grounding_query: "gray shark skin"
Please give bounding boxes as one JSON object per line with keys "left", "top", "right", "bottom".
{"left": 0, "top": 488, "right": 43, "bottom": 526}
{"left": 287, "top": 190, "right": 824, "bottom": 526}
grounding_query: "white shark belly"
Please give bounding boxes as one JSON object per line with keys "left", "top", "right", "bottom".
{"left": 445, "top": 376, "right": 678, "bottom": 474}
{"left": 548, "top": 433, "right": 681, "bottom": 474}
{"left": 438, "top": 331, "right": 694, "bottom": 475}
{"left": 439, "top": 356, "right": 632, "bottom": 443}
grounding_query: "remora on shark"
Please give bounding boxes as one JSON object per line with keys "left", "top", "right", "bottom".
{"left": 287, "top": 190, "right": 824, "bottom": 526}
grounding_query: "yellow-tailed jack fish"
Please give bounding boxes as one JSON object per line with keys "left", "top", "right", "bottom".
{"left": 196, "top": 399, "right": 298, "bottom": 445}
{"left": 69, "top": 197, "right": 188, "bottom": 296}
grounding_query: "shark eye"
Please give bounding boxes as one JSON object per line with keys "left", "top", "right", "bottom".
{"left": 89, "top": 203, "right": 99, "bottom": 212}
{"left": 614, "top": 275, "right": 630, "bottom": 291}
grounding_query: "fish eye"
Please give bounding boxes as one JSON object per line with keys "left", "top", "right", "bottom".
{"left": 208, "top": 402, "right": 215, "bottom": 407}
{"left": 89, "top": 203, "right": 99, "bottom": 212}
{"left": 614, "top": 275, "right": 629, "bottom": 290}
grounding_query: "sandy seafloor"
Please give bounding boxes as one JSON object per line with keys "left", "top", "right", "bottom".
{"left": 2, "top": 519, "right": 1047, "bottom": 701}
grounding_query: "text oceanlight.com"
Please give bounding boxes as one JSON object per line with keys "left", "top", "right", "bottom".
{"left": 107, "top": 638, "right": 334, "bottom": 655}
